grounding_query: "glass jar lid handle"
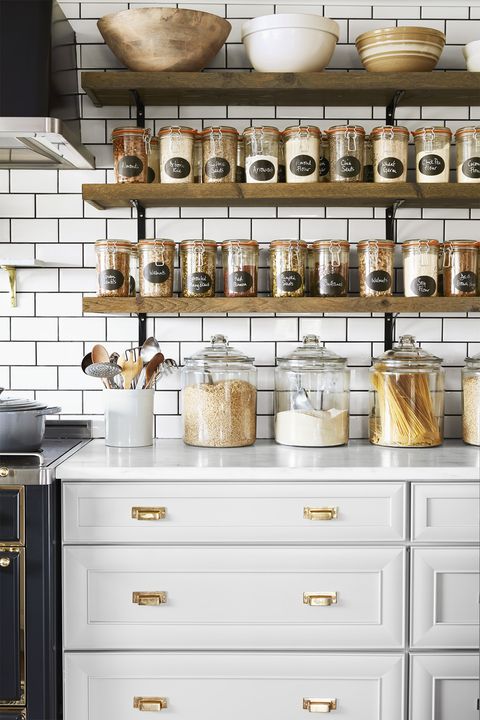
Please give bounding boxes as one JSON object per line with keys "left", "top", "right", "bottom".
{"left": 211, "top": 334, "right": 228, "bottom": 347}
{"left": 302, "top": 334, "right": 321, "bottom": 347}
{"left": 398, "top": 334, "right": 416, "bottom": 349}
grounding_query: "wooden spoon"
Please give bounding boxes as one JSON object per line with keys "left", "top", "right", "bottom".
{"left": 118, "top": 349, "right": 143, "bottom": 390}
{"left": 145, "top": 352, "right": 165, "bottom": 389}
{"left": 92, "top": 344, "right": 110, "bottom": 364}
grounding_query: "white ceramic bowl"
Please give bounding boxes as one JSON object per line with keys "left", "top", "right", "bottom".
{"left": 463, "top": 40, "right": 480, "bottom": 71}
{"left": 241, "top": 13, "right": 339, "bottom": 72}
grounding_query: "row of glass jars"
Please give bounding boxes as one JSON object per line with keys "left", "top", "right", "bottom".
{"left": 112, "top": 125, "right": 480, "bottom": 185}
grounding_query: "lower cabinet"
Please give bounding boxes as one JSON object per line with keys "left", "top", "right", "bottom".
{"left": 64, "top": 652, "right": 405, "bottom": 720}
{"left": 410, "top": 654, "right": 480, "bottom": 720}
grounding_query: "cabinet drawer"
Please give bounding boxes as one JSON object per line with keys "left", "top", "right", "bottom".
{"left": 411, "top": 547, "right": 479, "bottom": 649}
{"left": 410, "top": 654, "right": 479, "bottom": 720}
{"left": 64, "top": 652, "right": 404, "bottom": 720}
{"left": 411, "top": 483, "right": 480, "bottom": 542}
{"left": 63, "top": 482, "right": 406, "bottom": 543}
{"left": 0, "top": 487, "right": 23, "bottom": 544}
{"left": 63, "top": 546, "right": 405, "bottom": 650}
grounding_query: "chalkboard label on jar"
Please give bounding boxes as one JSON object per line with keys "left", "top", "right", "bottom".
{"left": 366, "top": 270, "right": 391, "bottom": 292}
{"left": 418, "top": 154, "right": 445, "bottom": 176}
{"left": 118, "top": 155, "right": 143, "bottom": 178}
{"left": 165, "top": 157, "right": 191, "bottom": 179}
{"left": 411, "top": 275, "right": 436, "bottom": 297}
{"left": 454, "top": 270, "right": 477, "bottom": 292}
{"left": 144, "top": 262, "right": 170, "bottom": 284}
{"left": 335, "top": 155, "right": 361, "bottom": 179}
{"left": 278, "top": 271, "right": 302, "bottom": 293}
{"left": 147, "top": 166, "right": 156, "bottom": 183}
{"left": 187, "top": 272, "right": 212, "bottom": 294}
{"left": 205, "top": 157, "right": 230, "bottom": 180}
{"left": 319, "top": 273, "right": 346, "bottom": 296}
{"left": 99, "top": 269, "right": 125, "bottom": 291}
{"left": 229, "top": 270, "right": 253, "bottom": 292}
{"left": 319, "top": 156, "right": 330, "bottom": 177}
{"left": 461, "top": 157, "right": 480, "bottom": 179}
{"left": 129, "top": 275, "right": 136, "bottom": 295}
{"left": 377, "top": 156, "right": 404, "bottom": 179}
{"left": 290, "top": 154, "right": 316, "bottom": 177}
{"left": 248, "top": 158, "right": 276, "bottom": 182}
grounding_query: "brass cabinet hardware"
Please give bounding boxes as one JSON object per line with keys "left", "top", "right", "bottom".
{"left": 304, "top": 507, "right": 337, "bottom": 521}
{"left": 132, "top": 591, "right": 167, "bottom": 606}
{"left": 0, "top": 466, "right": 9, "bottom": 477}
{"left": 303, "top": 698, "right": 337, "bottom": 712}
{"left": 303, "top": 592, "right": 338, "bottom": 606}
{"left": 0, "top": 556, "right": 11, "bottom": 567}
{"left": 131, "top": 506, "right": 166, "bottom": 521}
{"left": 133, "top": 696, "right": 167, "bottom": 711}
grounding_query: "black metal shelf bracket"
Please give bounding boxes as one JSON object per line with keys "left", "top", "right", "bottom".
{"left": 386, "top": 90, "right": 405, "bottom": 126}
{"left": 131, "top": 90, "right": 145, "bottom": 128}
{"left": 131, "top": 199, "right": 147, "bottom": 346}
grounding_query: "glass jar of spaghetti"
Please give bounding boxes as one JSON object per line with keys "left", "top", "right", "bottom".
{"left": 284, "top": 125, "right": 320, "bottom": 183}
{"left": 270, "top": 240, "right": 307, "bottom": 297}
{"left": 310, "top": 240, "right": 349, "bottom": 297}
{"left": 138, "top": 239, "right": 175, "bottom": 298}
{"left": 158, "top": 126, "right": 195, "bottom": 183}
{"left": 371, "top": 125, "right": 409, "bottom": 183}
{"left": 443, "top": 240, "right": 478, "bottom": 297}
{"left": 369, "top": 335, "right": 444, "bottom": 447}
{"left": 327, "top": 125, "right": 365, "bottom": 182}
{"left": 244, "top": 126, "right": 280, "bottom": 183}
{"left": 147, "top": 137, "right": 159, "bottom": 183}
{"left": 180, "top": 240, "right": 217, "bottom": 297}
{"left": 455, "top": 127, "right": 480, "bottom": 183}
{"left": 95, "top": 240, "right": 132, "bottom": 297}
{"left": 202, "top": 126, "right": 238, "bottom": 183}
{"left": 413, "top": 127, "right": 451, "bottom": 183}
{"left": 357, "top": 240, "right": 394, "bottom": 297}
{"left": 402, "top": 239, "right": 439, "bottom": 297}
{"left": 319, "top": 133, "right": 330, "bottom": 182}
{"left": 222, "top": 240, "right": 258, "bottom": 297}
{"left": 112, "top": 127, "right": 151, "bottom": 183}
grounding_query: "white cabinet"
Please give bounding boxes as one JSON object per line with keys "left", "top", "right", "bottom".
{"left": 410, "top": 654, "right": 480, "bottom": 720}
{"left": 411, "top": 483, "right": 480, "bottom": 543}
{"left": 64, "top": 652, "right": 405, "bottom": 720}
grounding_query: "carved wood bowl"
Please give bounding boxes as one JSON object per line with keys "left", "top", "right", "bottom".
{"left": 98, "top": 7, "right": 231, "bottom": 72}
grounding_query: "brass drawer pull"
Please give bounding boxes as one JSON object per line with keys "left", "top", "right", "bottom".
{"left": 303, "top": 592, "right": 338, "bottom": 606}
{"left": 133, "top": 697, "right": 167, "bottom": 712}
{"left": 132, "top": 591, "right": 167, "bottom": 606}
{"left": 0, "top": 556, "right": 11, "bottom": 568}
{"left": 303, "top": 698, "right": 337, "bottom": 713}
{"left": 304, "top": 507, "right": 337, "bottom": 521}
{"left": 132, "top": 506, "right": 166, "bottom": 521}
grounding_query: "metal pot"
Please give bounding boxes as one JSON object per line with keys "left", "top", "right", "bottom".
{"left": 0, "top": 393, "right": 61, "bottom": 452}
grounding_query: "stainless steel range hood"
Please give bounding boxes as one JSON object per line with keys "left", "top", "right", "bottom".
{"left": 0, "top": 0, "right": 95, "bottom": 170}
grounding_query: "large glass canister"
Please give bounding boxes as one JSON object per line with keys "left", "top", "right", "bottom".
{"left": 158, "top": 126, "right": 195, "bottom": 183}
{"left": 222, "top": 240, "right": 258, "bottom": 297}
{"left": 95, "top": 240, "right": 132, "bottom": 297}
{"left": 402, "top": 239, "right": 439, "bottom": 297}
{"left": 180, "top": 240, "right": 217, "bottom": 297}
{"left": 371, "top": 125, "right": 409, "bottom": 183}
{"left": 182, "top": 334, "right": 257, "bottom": 447}
{"left": 413, "top": 126, "right": 452, "bottom": 183}
{"left": 310, "top": 240, "right": 349, "bottom": 297}
{"left": 283, "top": 125, "right": 321, "bottom": 183}
{"left": 270, "top": 240, "right": 307, "bottom": 297}
{"left": 138, "top": 239, "right": 175, "bottom": 297}
{"left": 112, "top": 127, "right": 151, "bottom": 183}
{"left": 357, "top": 240, "right": 395, "bottom": 297}
{"left": 442, "top": 240, "right": 479, "bottom": 297}
{"left": 369, "top": 335, "right": 444, "bottom": 448}
{"left": 244, "top": 126, "right": 280, "bottom": 183}
{"left": 274, "top": 335, "right": 350, "bottom": 447}
{"left": 201, "top": 126, "right": 238, "bottom": 183}
{"left": 327, "top": 125, "right": 365, "bottom": 182}
{"left": 462, "top": 352, "right": 480, "bottom": 446}
{"left": 455, "top": 127, "right": 480, "bottom": 183}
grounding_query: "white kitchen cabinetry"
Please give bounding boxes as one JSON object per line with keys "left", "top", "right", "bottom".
{"left": 410, "top": 654, "right": 480, "bottom": 720}
{"left": 411, "top": 483, "right": 480, "bottom": 543}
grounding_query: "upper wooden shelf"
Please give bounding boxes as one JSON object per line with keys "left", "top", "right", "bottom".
{"left": 81, "top": 71, "right": 480, "bottom": 108}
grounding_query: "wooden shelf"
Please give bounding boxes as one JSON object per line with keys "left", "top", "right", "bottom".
{"left": 81, "top": 71, "right": 480, "bottom": 108}
{"left": 83, "top": 296, "right": 480, "bottom": 315}
{"left": 82, "top": 182, "right": 480, "bottom": 210}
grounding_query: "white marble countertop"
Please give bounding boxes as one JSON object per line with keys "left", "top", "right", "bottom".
{"left": 57, "top": 439, "right": 479, "bottom": 481}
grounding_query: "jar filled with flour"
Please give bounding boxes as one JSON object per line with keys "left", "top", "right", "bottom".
{"left": 274, "top": 335, "right": 350, "bottom": 447}
{"left": 283, "top": 125, "right": 321, "bottom": 183}
{"left": 455, "top": 127, "right": 480, "bottom": 183}
{"left": 413, "top": 127, "right": 451, "bottom": 183}
{"left": 402, "top": 239, "right": 439, "bottom": 297}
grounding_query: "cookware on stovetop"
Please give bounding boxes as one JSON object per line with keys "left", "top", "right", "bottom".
{"left": 0, "top": 391, "right": 61, "bottom": 452}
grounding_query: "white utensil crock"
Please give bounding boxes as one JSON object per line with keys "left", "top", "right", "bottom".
{"left": 104, "top": 389, "right": 154, "bottom": 447}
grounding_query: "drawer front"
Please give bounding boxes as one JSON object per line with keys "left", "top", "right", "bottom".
{"left": 63, "top": 482, "right": 406, "bottom": 543}
{"left": 64, "top": 652, "right": 404, "bottom": 720}
{"left": 411, "top": 547, "right": 479, "bottom": 649}
{"left": 410, "top": 654, "right": 479, "bottom": 720}
{"left": 64, "top": 546, "right": 405, "bottom": 650}
{"left": 412, "top": 483, "right": 480, "bottom": 543}
{"left": 0, "top": 487, "right": 23, "bottom": 544}
{"left": 0, "top": 548, "right": 23, "bottom": 705}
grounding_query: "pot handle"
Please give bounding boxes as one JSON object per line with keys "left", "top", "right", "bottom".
{"left": 35, "top": 406, "right": 61, "bottom": 417}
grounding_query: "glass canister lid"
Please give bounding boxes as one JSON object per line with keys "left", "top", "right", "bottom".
{"left": 277, "top": 335, "right": 347, "bottom": 369}
{"left": 184, "top": 334, "right": 254, "bottom": 367}
{"left": 465, "top": 351, "right": 480, "bottom": 369}
{"left": 374, "top": 335, "right": 443, "bottom": 367}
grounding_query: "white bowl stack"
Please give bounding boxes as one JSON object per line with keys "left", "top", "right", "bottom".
{"left": 464, "top": 40, "right": 480, "bottom": 72}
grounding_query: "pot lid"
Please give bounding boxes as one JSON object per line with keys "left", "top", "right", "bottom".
{"left": 184, "top": 335, "right": 254, "bottom": 365}
{"left": 0, "top": 390, "right": 47, "bottom": 412}
{"left": 277, "top": 335, "right": 347, "bottom": 367}
{"left": 374, "top": 335, "right": 442, "bottom": 366}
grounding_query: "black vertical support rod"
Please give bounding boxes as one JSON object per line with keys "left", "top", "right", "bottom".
{"left": 131, "top": 89, "right": 147, "bottom": 347}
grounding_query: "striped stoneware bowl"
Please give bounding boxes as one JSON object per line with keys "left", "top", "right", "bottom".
{"left": 355, "top": 26, "right": 446, "bottom": 72}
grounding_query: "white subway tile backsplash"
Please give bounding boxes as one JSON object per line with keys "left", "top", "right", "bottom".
{"left": 10, "top": 170, "right": 58, "bottom": 194}
{"left": 59, "top": 317, "right": 105, "bottom": 341}
{"left": 251, "top": 317, "right": 298, "bottom": 341}
{"left": 0, "top": 342, "right": 36, "bottom": 365}
{"left": 0, "top": 194, "right": 35, "bottom": 218}
{"left": 11, "top": 219, "right": 58, "bottom": 244}
{"left": 10, "top": 366, "right": 58, "bottom": 390}
{"left": 11, "top": 317, "right": 57, "bottom": 341}
{"left": 36, "top": 194, "right": 83, "bottom": 218}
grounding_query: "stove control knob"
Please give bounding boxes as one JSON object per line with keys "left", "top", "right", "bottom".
{"left": 0, "top": 467, "right": 9, "bottom": 477}
{"left": 0, "top": 557, "right": 11, "bottom": 568}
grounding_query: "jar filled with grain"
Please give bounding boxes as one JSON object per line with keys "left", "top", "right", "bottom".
{"left": 222, "top": 240, "right": 258, "bottom": 297}
{"left": 202, "top": 126, "right": 238, "bottom": 183}
{"left": 236, "top": 135, "right": 246, "bottom": 183}
{"left": 194, "top": 131, "right": 203, "bottom": 183}
{"left": 402, "top": 239, "right": 439, "bottom": 297}
{"left": 270, "top": 240, "right": 307, "bottom": 297}
{"left": 284, "top": 125, "right": 321, "bottom": 183}
{"left": 363, "top": 134, "right": 373, "bottom": 182}
{"left": 357, "top": 240, "right": 394, "bottom": 297}
{"left": 244, "top": 126, "right": 280, "bottom": 183}
{"left": 158, "top": 126, "right": 195, "bottom": 183}
{"left": 455, "top": 127, "right": 480, "bottom": 183}
{"left": 319, "top": 133, "right": 330, "bottom": 182}
{"left": 462, "top": 352, "right": 480, "bottom": 446}
{"left": 443, "top": 240, "right": 478, "bottom": 297}
{"left": 310, "top": 240, "right": 349, "bottom": 297}
{"left": 112, "top": 127, "right": 151, "bottom": 183}
{"left": 413, "top": 127, "right": 452, "bottom": 183}
{"left": 138, "top": 239, "right": 175, "bottom": 298}
{"left": 95, "top": 240, "right": 132, "bottom": 297}
{"left": 371, "top": 125, "right": 409, "bottom": 183}
{"left": 180, "top": 240, "right": 217, "bottom": 297}
{"left": 147, "top": 137, "right": 159, "bottom": 183}
{"left": 327, "top": 125, "right": 365, "bottom": 182}
{"left": 182, "top": 334, "right": 257, "bottom": 447}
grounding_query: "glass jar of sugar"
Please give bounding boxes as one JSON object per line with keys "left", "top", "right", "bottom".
{"left": 413, "top": 127, "right": 452, "bottom": 183}
{"left": 244, "top": 126, "right": 280, "bottom": 183}
{"left": 158, "top": 126, "right": 195, "bottom": 183}
{"left": 283, "top": 125, "right": 321, "bottom": 183}
{"left": 327, "top": 125, "right": 365, "bottom": 182}
{"left": 371, "top": 125, "right": 409, "bottom": 183}
{"left": 202, "top": 126, "right": 238, "bottom": 183}
{"left": 402, "top": 239, "right": 439, "bottom": 297}
{"left": 455, "top": 127, "right": 480, "bottom": 183}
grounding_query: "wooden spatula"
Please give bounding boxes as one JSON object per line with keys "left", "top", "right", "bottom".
{"left": 118, "top": 349, "right": 143, "bottom": 390}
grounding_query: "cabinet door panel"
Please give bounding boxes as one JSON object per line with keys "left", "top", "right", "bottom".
{"left": 410, "top": 654, "right": 479, "bottom": 720}
{"left": 412, "top": 483, "right": 480, "bottom": 542}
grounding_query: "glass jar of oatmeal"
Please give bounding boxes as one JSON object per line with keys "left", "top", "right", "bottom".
{"left": 201, "top": 126, "right": 238, "bottom": 183}
{"left": 158, "top": 126, "right": 195, "bottom": 183}
{"left": 327, "top": 125, "right": 365, "bottom": 182}
{"left": 455, "top": 127, "right": 480, "bottom": 183}
{"left": 194, "top": 131, "right": 203, "bottom": 183}
{"left": 319, "top": 133, "right": 330, "bottom": 182}
{"left": 413, "top": 127, "right": 452, "bottom": 183}
{"left": 283, "top": 125, "right": 321, "bottom": 183}
{"left": 95, "top": 240, "right": 132, "bottom": 297}
{"left": 222, "top": 240, "right": 258, "bottom": 297}
{"left": 147, "top": 137, "right": 159, "bottom": 183}
{"left": 443, "top": 241, "right": 479, "bottom": 297}
{"left": 244, "top": 126, "right": 280, "bottom": 183}
{"left": 270, "top": 240, "right": 307, "bottom": 297}
{"left": 371, "top": 125, "right": 409, "bottom": 183}
{"left": 180, "top": 240, "right": 217, "bottom": 297}
{"left": 112, "top": 127, "right": 151, "bottom": 183}
{"left": 357, "top": 240, "right": 394, "bottom": 297}
{"left": 402, "top": 239, "right": 439, "bottom": 297}
{"left": 138, "top": 239, "right": 176, "bottom": 298}
{"left": 310, "top": 240, "right": 350, "bottom": 297}
{"left": 363, "top": 134, "right": 373, "bottom": 182}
